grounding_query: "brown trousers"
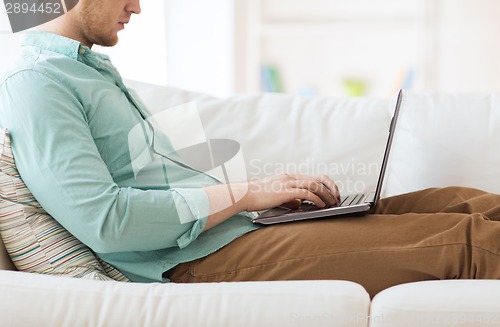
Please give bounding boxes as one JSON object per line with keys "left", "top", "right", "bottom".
{"left": 168, "top": 187, "right": 500, "bottom": 298}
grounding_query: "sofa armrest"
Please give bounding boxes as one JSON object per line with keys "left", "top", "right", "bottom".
{"left": 0, "top": 270, "right": 370, "bottom": 327}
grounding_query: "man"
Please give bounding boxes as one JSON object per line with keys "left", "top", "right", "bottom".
{"left": 1, "top": 0, "right": 500, "bottom": 298}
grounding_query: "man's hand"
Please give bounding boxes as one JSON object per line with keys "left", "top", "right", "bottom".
{"left": 202, "top": 174, "right": 340, "bottom": 231}
{"left": 243, "top": 174, "right": 340, "bottom": 212}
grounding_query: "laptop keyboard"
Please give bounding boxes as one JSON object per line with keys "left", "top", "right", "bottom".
{"left": 339, "top": 193, "right": 367, "bottom": 207}
{"left": 293, "top": 193, "right": 367, "bottom": 212}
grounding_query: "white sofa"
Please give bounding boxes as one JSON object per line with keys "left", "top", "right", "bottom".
{"left": 1, "top": 80, "right": 500, "bottom": 327}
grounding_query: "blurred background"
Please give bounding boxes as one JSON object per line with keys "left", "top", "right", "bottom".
{"left": 1, "top": 0, "right": 500, "bottom": 99}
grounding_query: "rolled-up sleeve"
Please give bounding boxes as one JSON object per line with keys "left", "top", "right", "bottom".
{"left": 171, "top": 188, "right": 209, "bottom": 248}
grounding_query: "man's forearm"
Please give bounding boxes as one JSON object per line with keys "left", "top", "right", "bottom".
{"left": 202, "top": 183, "right": 249, "bottom": 231}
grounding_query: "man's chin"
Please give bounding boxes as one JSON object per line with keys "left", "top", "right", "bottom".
{"left": 94, "top": 35, "right": 119, "bottom": 48}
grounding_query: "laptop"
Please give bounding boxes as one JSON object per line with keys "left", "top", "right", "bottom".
{"left": 251, "top": 89, "right": 403, "bottom": 225}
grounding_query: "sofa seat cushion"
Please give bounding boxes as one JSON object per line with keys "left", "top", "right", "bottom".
{"left": 0, "top": 272, "right": 370, "bottom": 327}
{"left": 0, "top": 128, "right": 128, "bottom": 281}
{"left": 371, "top": 280, "right": 500, "bottom": 327}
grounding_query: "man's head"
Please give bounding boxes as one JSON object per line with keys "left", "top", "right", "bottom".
{"left": 39, "top": 0, "right": 141, "bottom": 48}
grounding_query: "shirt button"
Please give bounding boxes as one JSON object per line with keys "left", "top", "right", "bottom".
{"left": 79, "top": 48, "right": 85, "bottom": 55}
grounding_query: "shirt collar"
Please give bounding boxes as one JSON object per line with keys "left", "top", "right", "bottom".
{"left": 22, "top": 31, "right": 109, "bottom": 63}
{"left": 21, "top": 31, "right": 125, "bottom": 94}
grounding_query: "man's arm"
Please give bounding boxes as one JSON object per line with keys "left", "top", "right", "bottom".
{"left": 0, "top": 70, "right": 211, "bottom": 253}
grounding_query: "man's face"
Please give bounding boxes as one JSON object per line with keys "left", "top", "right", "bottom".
{"left": 76, "top": 0, "right": 141, "bottom": 47}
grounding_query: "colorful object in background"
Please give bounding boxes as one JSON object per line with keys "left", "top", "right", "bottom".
{"left": 389, "top": 66, "right": 415, "bottom": 96}
{"left": 401, "top": 67, "right": 415, "bottom": 90}
{"left": 296, "top": 86, "right": 317, "bottom": 97}
{"left": 343, "top": 79, "right": 366, "bottom": 97}
{"left": 261, "top": 65, "right": 284, "bottom": 93}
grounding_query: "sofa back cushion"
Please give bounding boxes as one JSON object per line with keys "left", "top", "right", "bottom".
{"left": 384, "top": 92, "right": 500, "bottom": 197}
{"left": 125, "top": 80, "right": 500, "bottom": 198}
{"left": 125, "top": 80, "right": 392, "bottom": 196}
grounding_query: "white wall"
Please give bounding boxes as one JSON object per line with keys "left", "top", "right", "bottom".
{"left": 165, "top": 0, "right": 235, "bottom": 97}
{"left": 433, "top": 0, "right": 500, "bottom": 93}
{"left": 95, "top": 1, "right": 168, "bottom": 86}
{"left": 2, "top": 0, "right": 500, "bottom": 96}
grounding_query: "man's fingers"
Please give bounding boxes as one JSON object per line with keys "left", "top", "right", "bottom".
{"left": 280, "top": 199, "right": 302, "bottom": 209}
{"left": 318, "top": 175, "right": 341, "bottom": 204}
{"left": 287, "top": 175, "right": 340, "bottom": 206}
{"left": 286, "top": 180, "right": 333, "bottom": 207}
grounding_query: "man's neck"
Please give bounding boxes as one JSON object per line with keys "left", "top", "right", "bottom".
{"left": 36, "top": 13, "right": 93, "bottom": 48}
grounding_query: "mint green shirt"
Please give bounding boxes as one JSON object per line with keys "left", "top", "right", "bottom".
{"left": 0, "top": 32, "right": 259, "bottom": 282}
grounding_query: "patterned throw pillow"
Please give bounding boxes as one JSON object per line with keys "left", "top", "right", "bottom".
{"left": 0, "top": 129, "right": 129, "bottom": 282}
